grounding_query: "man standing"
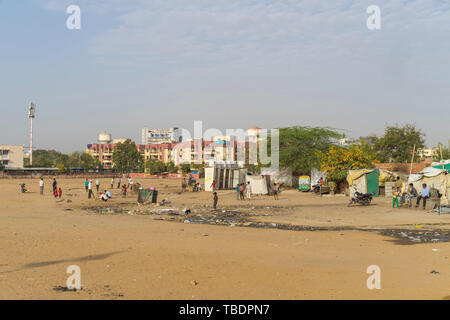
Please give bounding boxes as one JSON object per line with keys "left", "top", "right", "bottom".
{"left": 39, "top": 178, "right": 44, "bottom": 195}
{"left": 211, "top": 180, "right": 216, "bottom": 193}
{"left": 246, "top": 181, "right": 252, "bottom": 200}
{"left": 117, "top": 177, "right": 121, "bottom": 189}
{"left": 416, "top": 183, "right": 430, "bottom": 209}
{"left": 110, "top": 178, "right": 114, "bottom": 189}
{"left": 84, "top": 179, "right": 89, "bottom": 192}
{"left": 95, "top": 178, "right": 100, "bottom": 193}
{"left": 88, "top": 179, "right": 94, "bottom": 199}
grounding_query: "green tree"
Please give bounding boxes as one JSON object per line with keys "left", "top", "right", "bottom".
{"left": 166, "top": 161, "right": 179, "bottom": 173}
{"left": 145, "top": 159, "right": 167, "bottom": 174}
{"left": 273, "top": 126, "right": 343, "bottom": 176}
{"left": 0, "top": 162, "right": 4, "bottom": 171}
{"left": 25, "top": 149, "right": 62, "bottom": 167}
{"left": 180, "top": 163, "right": 191, "bottom": 174}
{"left": 433, "top": 143, "right": 450, "bottom": 161}
{"left": 372, "top": 124, "right": 425, "bottom": 163}
{"left": 112, "top": 141, "right": 143, "bottom": 173}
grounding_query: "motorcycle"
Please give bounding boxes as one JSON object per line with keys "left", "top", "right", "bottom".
{"left": 348, "top": 191, "right": 374, "bottom": 207}
{"left": 311, "top": 181, "right": 321, "bottom": 194}
{"left": 20, "top": 183, "right": 27, "bottom": 193}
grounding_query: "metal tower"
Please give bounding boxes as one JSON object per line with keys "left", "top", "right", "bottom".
{"left": 28, "top": 102, "right": 36, "bottom": 166}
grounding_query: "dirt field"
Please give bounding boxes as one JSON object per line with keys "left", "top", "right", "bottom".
{"left": 1, "top": 177, "right": 450, "bottom": 299}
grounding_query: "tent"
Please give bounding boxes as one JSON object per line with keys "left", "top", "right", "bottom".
{"left": 246, "top": 175, "right": 271, "bottom": 195}
{"left": 347, "top": 169, "right": 379, "bottom": 197}
{"left": 432, "top": 160, "right": 450, "bottom": 171}
{"left": 408, "top": 167, "right": 449, "bottom": 206}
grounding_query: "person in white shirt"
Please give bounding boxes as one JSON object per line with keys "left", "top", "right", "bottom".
{"left": 105, "top": 190, "right": 112, "bottom": 199}
{"left": 246, "top": 181, "right": 252, "bottom": 199}
{"left": 39, "top": 178, "right": 44, "bottom": 195}
{"left": 88, "top": 180, "right": 93, "bottom": 199}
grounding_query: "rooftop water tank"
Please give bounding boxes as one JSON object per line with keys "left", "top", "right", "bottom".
{"left": 98, "top": 131, "right": 112, "bottom": 144}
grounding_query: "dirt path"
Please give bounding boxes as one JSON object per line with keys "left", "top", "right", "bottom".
{"left": 1, "top": 177, "right": 449, "bottom": 299}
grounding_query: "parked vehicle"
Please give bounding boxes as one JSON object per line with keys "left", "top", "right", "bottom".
{"left": 348, "top": 191, "right": 374, "bottom": 206}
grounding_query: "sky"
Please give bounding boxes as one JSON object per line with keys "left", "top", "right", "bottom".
{"left": 0, "top": 0, "right": 449, "bottom": 153}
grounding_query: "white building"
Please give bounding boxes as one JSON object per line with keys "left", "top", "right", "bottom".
{"left": 141, "top": 127, "right": 182, "bottom": 145}
{"left": 0, "top": 145, "right": 24, "bottom": 169}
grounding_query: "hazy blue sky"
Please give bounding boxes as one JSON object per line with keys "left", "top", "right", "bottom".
{"left": 1, "top": 0, "right": 449, "bottom": 153}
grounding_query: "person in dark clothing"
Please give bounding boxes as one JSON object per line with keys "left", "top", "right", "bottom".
{"left": 52, "top": 178, "right": 57, "bottom": 193}
{"left": 213, "top": 192, "right": 218, "bottom": 209}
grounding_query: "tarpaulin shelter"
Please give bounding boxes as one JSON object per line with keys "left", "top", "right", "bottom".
{"left": 408, "top": 167, "right": 449, "bottom": 206}
{"left": 347, "top": 169, "right": 380, "bottom": 197}
{"left": 432, "top": 160, "right": 450, "bottom": 171}
{"left": 137, "top": 189, "right": 158, "bottom": 203}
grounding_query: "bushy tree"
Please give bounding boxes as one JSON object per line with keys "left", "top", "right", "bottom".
{"left": 166, "top": 161, "right": 179, "bottom": 173}
{"left": 318, "top": 145, "right": 377, "bottom": 182}
{"left": 433, "top": 143, "right": 450, "bottom": 161}
{"left": 275, "top": 126, "right": 343, "bottom": 175}
{"left": 112, "top": 141, "right": 143, "bottom": 173}
{"left": 371, "top": 124, "right": 425, "bottom": 163}
{"left": 145, "top": 159, "right": 167, "bottom": 174}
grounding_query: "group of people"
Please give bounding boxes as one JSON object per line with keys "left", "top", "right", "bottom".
{"left": 83, "top": 177, "right": 128, "bottom": 200}
{"left": 392, "top": 176, "right": 431, "bottom": 209}
{"left": 38, "top": 178, "right": 62, "bottom": 198}
{"left": 235, "top": 182, "right": 252, "bottom": 200}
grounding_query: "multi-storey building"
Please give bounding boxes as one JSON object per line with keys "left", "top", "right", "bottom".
{"left": 0, "top": 145, "right": 24, "bottom": 169}
{"left": 141, "top": 127, "right": 182, "bottom": 145}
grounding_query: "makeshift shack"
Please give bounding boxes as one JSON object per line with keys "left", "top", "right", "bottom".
{"left": 261, "top": 167, "right": 296, "bottom": 187}
{"left": 347, "top": 169, "right": 380, "bottom": 197}
{"left": 408, "top": 167, "right": 449, "bottom": 206}
{"left": 246, "top": 175, "right": 271, "bottom": 195}
{"left": 205, "top": 165, "right": 247, "bottom": 191}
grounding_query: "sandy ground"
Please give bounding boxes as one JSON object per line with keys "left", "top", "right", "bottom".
{"left": 1, "top": 177, "right": 450, "bottom": 300}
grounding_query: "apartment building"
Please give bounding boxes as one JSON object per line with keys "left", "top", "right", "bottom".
{"left": 0, "top": 145, "right": 24, "bottom": 169}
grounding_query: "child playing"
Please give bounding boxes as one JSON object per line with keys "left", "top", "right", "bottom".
{"left": 58, "top": 187, "right": 62, "bottom": 198}
{"left": 393, "top": 187, "right": 400, "bottom": 208}
{"left": 213, "top": 192, "right": 218, "bottom": 209}
{"left": 53, "top": 188, "right": 58, "bottom": 198}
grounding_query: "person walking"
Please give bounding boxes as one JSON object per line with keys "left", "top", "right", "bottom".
{"left": 95, "top": 178, "right": 100, "bottom": 193}
{"left": 84, "top": 179, "right": 89, "bottom": 192}
{"left": 246, "top": 181, "right": 252, "bottom": 200}
{"left": 211, "top": 180, "right": 216, "bottom": 193}
{"left": 117, "top": 177, "right": 121, "bottom": 189}
{"left": 235, "top": 184, "right": 240, "bottom": 200}
{"left": 122, "top": 184, "right": 128, "bottom": 197}
{"left": 110, "top": 178, "right": 114, "bottom": 189}
{"left": 39, "top": 178, "right": 44, "bottom": 195}
{"left": 88, "top": 179, "right": 93, "bottom": 199}
{"left": 58, "top": 187, "right": 62, "bottom": 199}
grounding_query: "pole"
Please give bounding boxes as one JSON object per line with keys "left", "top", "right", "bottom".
{"left": 440, "top": 144, "right": 444, "bottom": 171}
{"left": 30, "top": 116, "right": 33, "bottom": 166}
{"left": 409, "top": 144, "right": 416, "bottom": 176}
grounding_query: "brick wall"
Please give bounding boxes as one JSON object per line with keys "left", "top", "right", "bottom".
{"left": 374, "top": 162, "right": 429, "bottom": 174}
